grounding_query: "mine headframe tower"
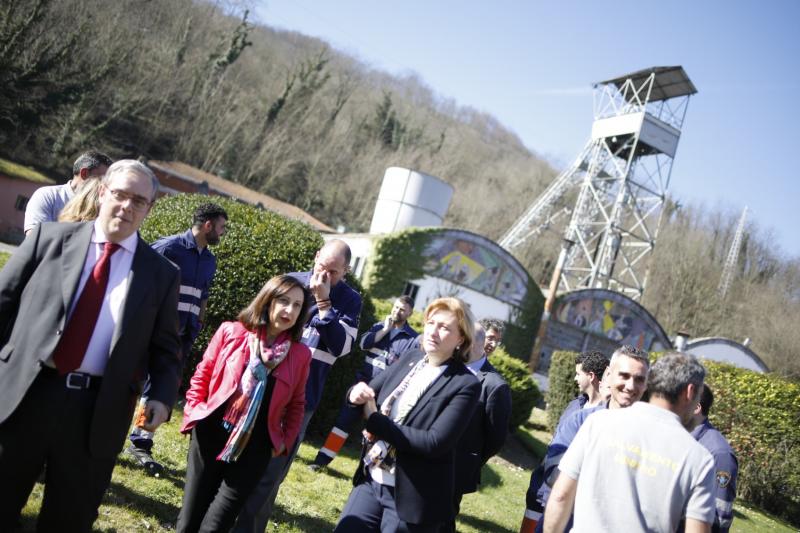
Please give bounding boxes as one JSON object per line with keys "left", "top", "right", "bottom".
{"left": 500, "top": 66, "right": 697, "bottom": 301}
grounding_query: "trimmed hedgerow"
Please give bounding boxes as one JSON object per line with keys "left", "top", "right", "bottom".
{"left": 547, "top": 350, "right": 800, "bottom": 526}
{"left": 545, "top": 350, "right": 579, "bottom": 432}
{"left": 491, "top": 346, "right": 542, "bottom": 430}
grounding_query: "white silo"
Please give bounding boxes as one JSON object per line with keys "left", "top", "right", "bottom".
{"left": 369, "top": 167, "right": 454, "bottom": 234}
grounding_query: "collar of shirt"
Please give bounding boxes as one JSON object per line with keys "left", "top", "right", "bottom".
{"left": 466, "top": 355, "right": 487, "bottom": 375}
{"left": 92, "top": 220, "right": 139, "bottom": 253}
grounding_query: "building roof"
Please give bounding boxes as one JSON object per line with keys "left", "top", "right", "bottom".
{"left": 0, "top": 158, "right": 55, "bottom": 185}
{"left": 598, "top": 66, "right": 697, "bottom": 103}
{"left": 148, "top": 160, "right": 334, "bottom": 232}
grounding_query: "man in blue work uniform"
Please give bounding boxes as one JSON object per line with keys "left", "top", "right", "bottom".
{"left": 309, "top": 295, "right": 418, "bottom": 471}
{"left": 688, "top": 385, "right": 738, "bottom": 533}
{"left": 234, "top": 239, "right": 363, "bottom": 533}
{"left": 520, "top": 345, "right": 649, "bottom": 533}
{"left": 558, "top": 351, "right": 609, "bottom": 424}
{"left": 127, "top": 202, "right": 228, "bottom": 474}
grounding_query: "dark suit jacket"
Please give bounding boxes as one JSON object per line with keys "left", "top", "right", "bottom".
{"left": 453, "top": 358, "right": 512, "bottom": 495}
{"left": 0, "top": 221, "right": 181, "bottom": 457}
{"left": 352, "top": 349, "right": 480, "bottom": 525}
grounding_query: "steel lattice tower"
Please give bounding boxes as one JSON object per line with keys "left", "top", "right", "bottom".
{"left": 500, "top": 66, "right": 696, "bottom": 300}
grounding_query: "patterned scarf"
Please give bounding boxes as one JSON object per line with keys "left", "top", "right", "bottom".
{"left": 217, "top": 329, "right": 291, "bottom": 463}
{"left": 364, "top": 356, "right": 438, "bottom": 474}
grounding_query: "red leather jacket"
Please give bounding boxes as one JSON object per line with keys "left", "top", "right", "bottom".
{"left": 181, "top": 321, "right": 311, "bottom": 455}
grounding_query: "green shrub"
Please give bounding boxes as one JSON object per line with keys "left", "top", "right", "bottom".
{"left": 491, "top": 346, "right": 542, "bottom": 430}
{"left": 546, "top": 350, "right": 579, "bottom": 431}
{"left": 702, "top": 361, "right": 800, "bottom": 523}
{"left": 140, "top": 193, "right": 324, "bottom": 388}
{"left": 546, "top": 350, "right": 800, "bottom": 526}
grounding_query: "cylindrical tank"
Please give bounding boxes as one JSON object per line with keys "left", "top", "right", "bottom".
{"left": 369, "top": 167, "right": 453, "bottom": 234}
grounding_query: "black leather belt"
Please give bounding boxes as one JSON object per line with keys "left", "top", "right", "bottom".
{"left": 39, "top": 365, "right": 102, "bottom": 391}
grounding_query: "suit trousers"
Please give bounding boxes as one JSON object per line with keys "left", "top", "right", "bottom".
{"left": 334, "top": 479, "right": 441, "bottom": 533}
{"left": 232, "top": 408, "right": 314, "bottom": 533}
{"left": 177, "top": 409, "right": 272, "bottom": 532}
{"left": 0, "top": 369, "right": 117, "bottom": 532}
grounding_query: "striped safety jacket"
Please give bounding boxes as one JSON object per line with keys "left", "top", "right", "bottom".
{"left": 357, "top": 321, "right": 418, "bottom": 382}
{"left": 289, "top": 271, "right": 362, "bottom": 412}
{"left": 691, "top": 418, "right": 738, "bottom": 532}
{"left": 151, "top": 229, "right": 217, "bottom": 342}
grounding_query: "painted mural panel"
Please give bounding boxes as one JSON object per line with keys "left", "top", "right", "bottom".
{"left": 421, "top": 230, "right": 528, "bottom": 305}
{"left": 538, "top": 288, "right": 671, "bottom": 372}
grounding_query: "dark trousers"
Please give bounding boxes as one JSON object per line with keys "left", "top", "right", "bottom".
{"left": 232, "top": 408, "right": 314, "bottom": 533}
{"left": 178, "top": 397, "right": 273, "bottom": 532}
{"left": 440, "top": 492, "right": 464, "bottom": 533}
{"left": 0, "top": 370, "right": 117, "bottom": 532}
{"left": 335, "top": 479, "right": 441, "bottom": 533}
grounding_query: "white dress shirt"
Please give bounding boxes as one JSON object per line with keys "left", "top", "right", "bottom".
{"left": 54, "top": 221, "right": 138, "bottom": 376}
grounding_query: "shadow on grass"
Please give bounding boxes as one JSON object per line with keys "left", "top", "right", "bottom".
{"left": 102, "top": 480, "right": 181, "bottom": 526}
{"left": 115, "top": 455, "right": 187, "bottom": 492}
{"left": 273, "top": 504, "right": 338, "bottom": 531}
{"left": 478, "top": 463, "right": 503, "bottom": 489}
{"left": 457, "top": 511, "right": 508, "bottom": 532}
{"left": 496, "top": 434, "right": 539, "bottom": 471}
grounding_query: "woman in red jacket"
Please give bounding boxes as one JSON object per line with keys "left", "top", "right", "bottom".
{"left": 177, "top": 274, "right": 312, "bottom": 532}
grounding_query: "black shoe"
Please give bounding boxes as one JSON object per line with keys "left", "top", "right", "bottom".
{"left": 126, "top": 445, "right": 164, "bottom": 477}
{"left": 308, "top": 463, "right": 325, "bottom": 473}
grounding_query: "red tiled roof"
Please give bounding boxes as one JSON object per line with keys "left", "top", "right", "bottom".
{"left": 148, "top": 160, "right": 334, "bottom": 232}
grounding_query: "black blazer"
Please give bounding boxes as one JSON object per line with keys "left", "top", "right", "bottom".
{"left": 0, "top": 221, "right": 181, "bottom": 457}
{"left": 352, "top": 349, "right": 480, "bottom": 525}
{"left": 453, "top": 358, "right": 512, "bottom": 495}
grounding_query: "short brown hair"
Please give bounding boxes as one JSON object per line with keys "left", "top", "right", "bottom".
{"left": 423, "top": 297, "right": 474, "bottom": 363}
{"left": 237, "top": 275, "right": 311, "bottom": 342}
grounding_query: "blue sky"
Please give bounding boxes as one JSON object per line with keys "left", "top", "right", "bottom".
{"left": 254, "top": 1, "right": 800, "bottom": 259}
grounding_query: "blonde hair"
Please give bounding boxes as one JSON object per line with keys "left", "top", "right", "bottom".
{"left": 423, "top": 297, "right": 475, "bottom": 363}
{"left": 58, "top": 178, "right": 102, "bottom": 222}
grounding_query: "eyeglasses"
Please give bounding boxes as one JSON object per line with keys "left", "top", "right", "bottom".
{"left": 107, "top": 188, "right": 152, "bottom": 211}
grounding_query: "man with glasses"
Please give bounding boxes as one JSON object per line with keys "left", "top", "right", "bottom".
{"left": 24, "top": 150, "right": 112, "bottom": 234}
{"left": 127, "top": 202, "right": 228, "bottom": 475}
{"left": 0, "top": 160, "right": 181, "bottom": 531}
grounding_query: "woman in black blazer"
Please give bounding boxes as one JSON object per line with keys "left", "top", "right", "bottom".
{"left": 335, "top": 297, "right": 481, "bottom": 533}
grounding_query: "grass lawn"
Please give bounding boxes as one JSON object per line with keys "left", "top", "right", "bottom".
{"left": 18, "top": 409, "right": 797, "bottom": 532}
{"left": 0, "top": 251, "right": 10, "bottom": 269}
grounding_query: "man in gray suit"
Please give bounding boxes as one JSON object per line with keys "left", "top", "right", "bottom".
{"left": 0, "top": 160, "right": 181, "bottom": 531}
{"left": 445, "top": 321, "right": 512, "bottom": 532}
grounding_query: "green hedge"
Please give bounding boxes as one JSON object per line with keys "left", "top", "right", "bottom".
{"left": 546, "top": 350, "right": 800, "bottom": 525}
{"left": 546, "top": 351, "right": 579, "bottom": 432}
{"left": 491, "top": 346, "right": 542, "bottom": 430}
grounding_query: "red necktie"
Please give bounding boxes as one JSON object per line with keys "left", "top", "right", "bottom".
{"left": 53, "top": 242, "right": 121, "bottom": 374}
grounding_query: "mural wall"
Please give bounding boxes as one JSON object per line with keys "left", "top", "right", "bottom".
{"left": 421, "top": 230, "right": 529, "bottom": 306}
{"left": 539, "top": 288, "right": 671, "bottom": 371}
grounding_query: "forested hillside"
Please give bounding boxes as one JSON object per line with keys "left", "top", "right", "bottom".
{"left": 2, "top": 0, "right": 798, "bottom": 376}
